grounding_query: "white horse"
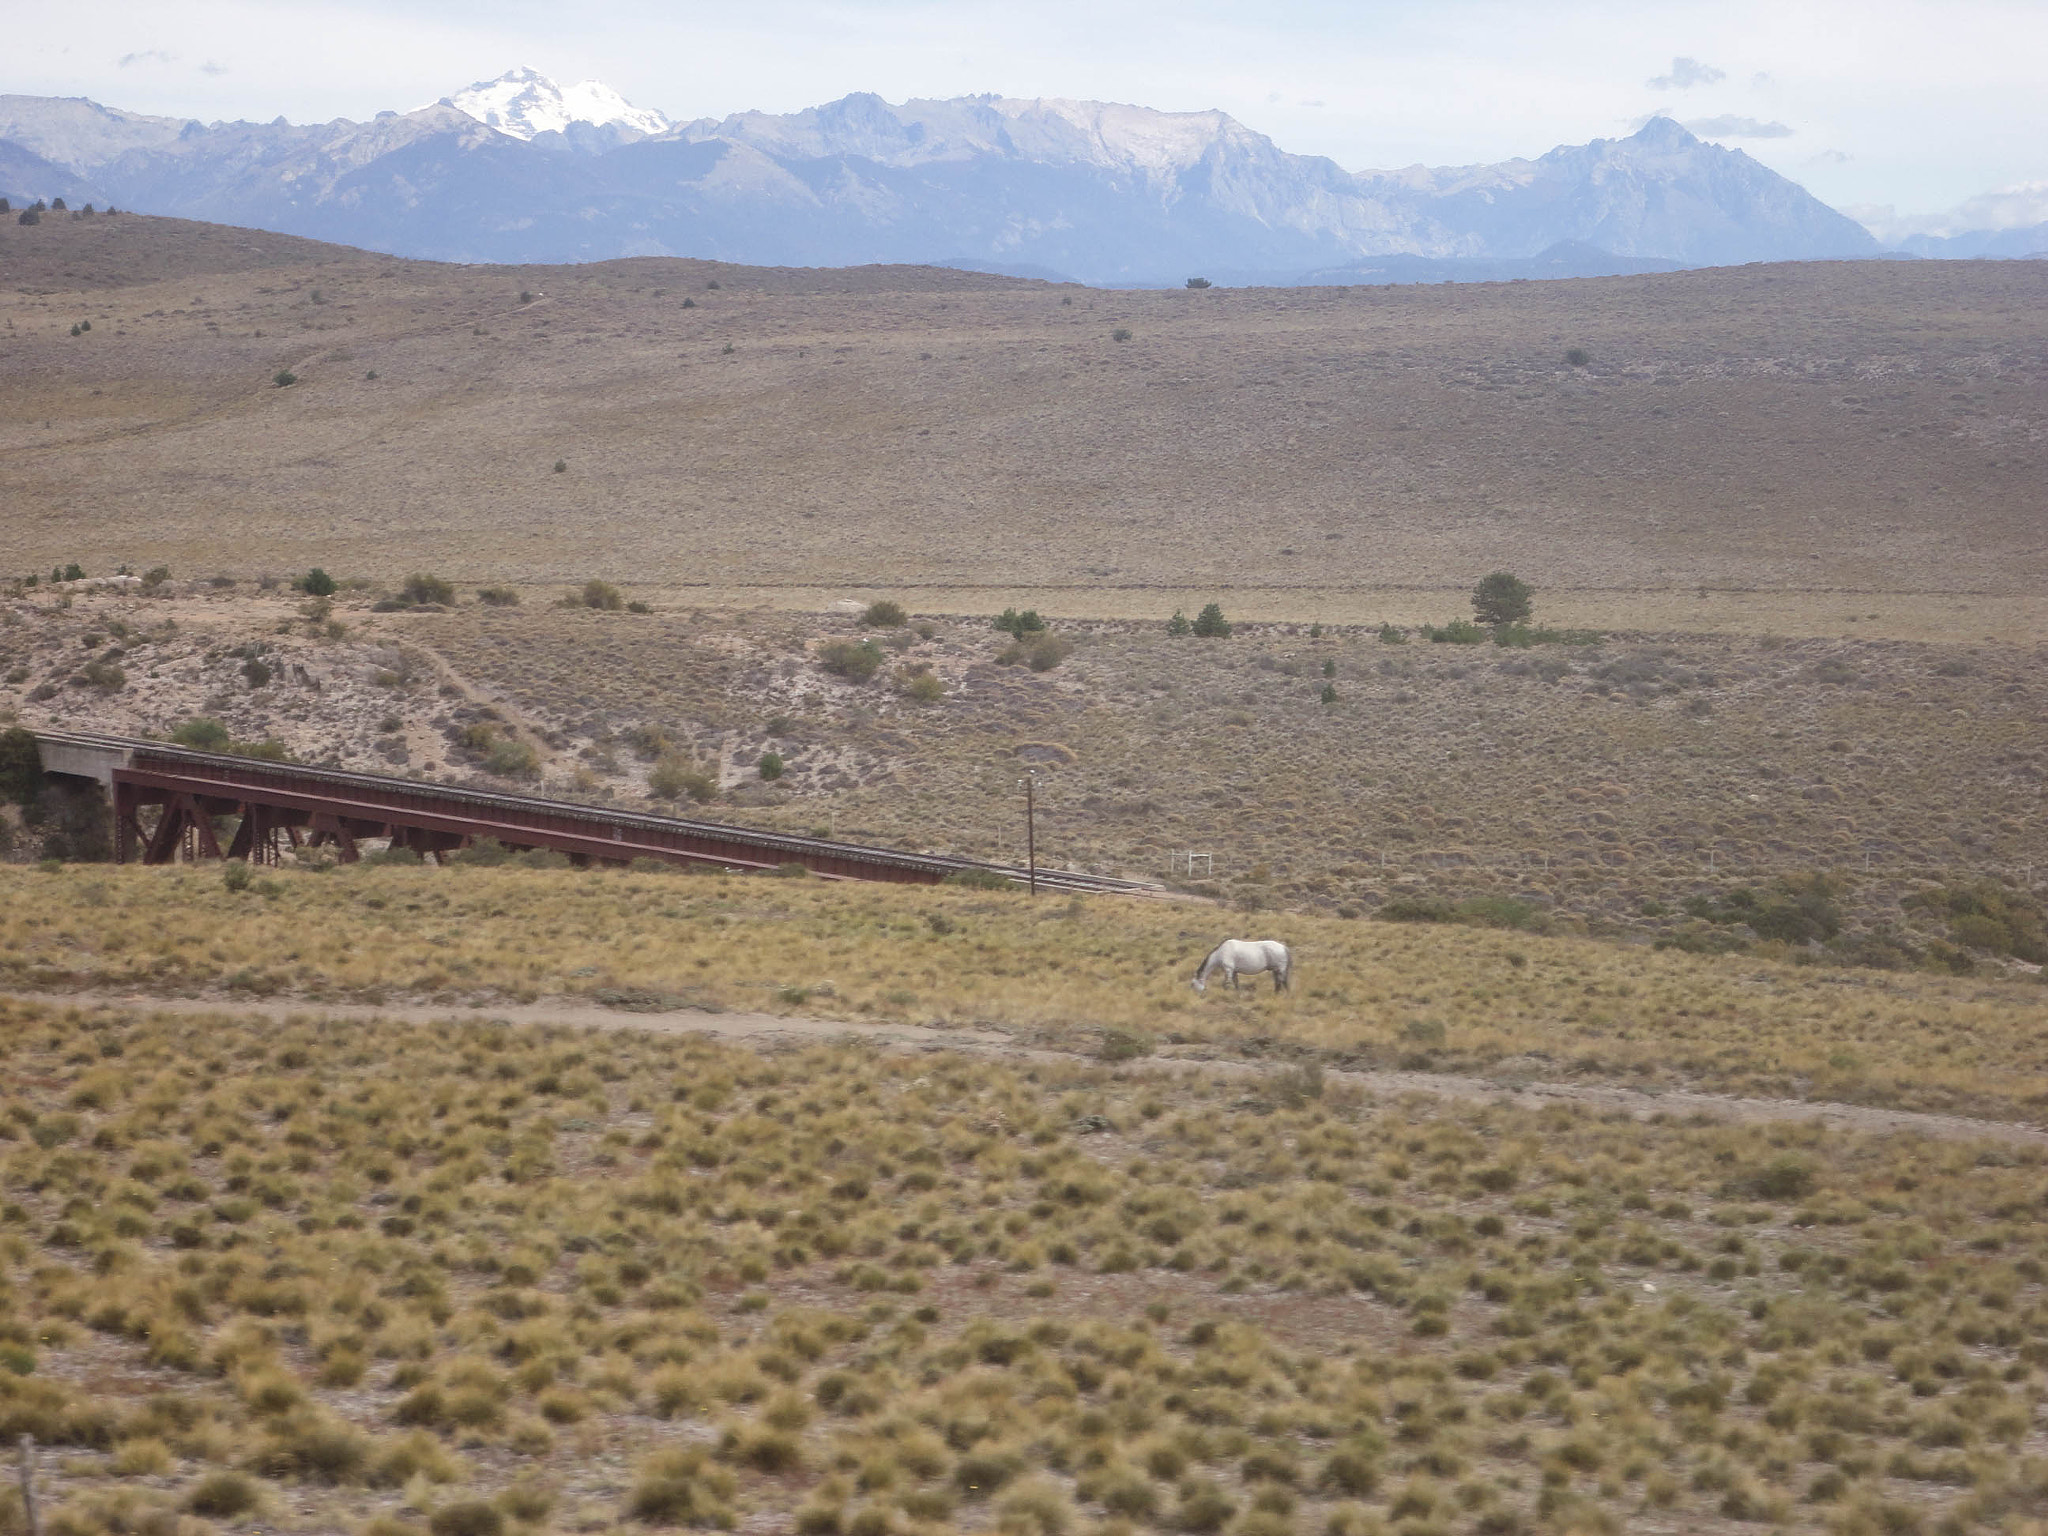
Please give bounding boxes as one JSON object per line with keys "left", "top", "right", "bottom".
{"left": 1193, "top": 938, "right": 1292, "bottom": 994}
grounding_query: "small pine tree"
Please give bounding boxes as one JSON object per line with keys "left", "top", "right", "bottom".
{"left": 1320, "top": 682, "right": 1338, "bottom": 705}
{"left": 1166, "top": 610, "right": 1192, "bottom": 636}
{"left": 1472, "top": 572, "right": 1534, "bottom": 626}
{"left": 1191, "top": 603, "right": 1232, "bottom": 638}
{"left": 301, "top": 568, "right": 337, "bottom": 597}
{"left": 1185, "top": 277, "right": 1212, "bottom": 289}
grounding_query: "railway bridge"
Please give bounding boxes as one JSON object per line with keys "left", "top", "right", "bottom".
{"left": 28, "top": 731, "right": 1159, "bottom": 895}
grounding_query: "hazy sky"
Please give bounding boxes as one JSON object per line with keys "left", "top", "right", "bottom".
{"left": 11, "top": 0, "right": 2044, "bottom": 217}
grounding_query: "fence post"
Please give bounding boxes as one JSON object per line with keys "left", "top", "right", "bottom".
{"left": 19, "top": 1435, "right": 39, "bottom": 1536}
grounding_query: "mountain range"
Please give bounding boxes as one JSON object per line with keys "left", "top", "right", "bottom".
{"left": 0, "top": 69, "right": 2033, "bottom": 284}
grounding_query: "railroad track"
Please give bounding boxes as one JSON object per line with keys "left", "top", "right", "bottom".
{"left": 29, "top": 729, "right": 1165, "bottom": 896}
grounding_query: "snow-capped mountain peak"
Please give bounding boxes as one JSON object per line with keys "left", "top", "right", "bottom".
{"left": 440, "top": 67, "right": 670, "bottom": 141}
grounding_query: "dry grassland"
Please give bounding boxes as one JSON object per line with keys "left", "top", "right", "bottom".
{"left": 2, "top": 215, "right": 2044, "bottom": 622}
{"left": 7, "top": 975, "right": 2048, "bottom": 1536}
{"left": 3, "top": 864, "right": 2045, "bottom": 1124}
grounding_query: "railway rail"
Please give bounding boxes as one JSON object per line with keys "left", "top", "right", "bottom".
{"left": 28, "top": 730, "right": 1164, "bottom": 896}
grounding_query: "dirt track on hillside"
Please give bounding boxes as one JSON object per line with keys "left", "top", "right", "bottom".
{"left": 14, "top": 988, "right": 2047, "bottom": 1149}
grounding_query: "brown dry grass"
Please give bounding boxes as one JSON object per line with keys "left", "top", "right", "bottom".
{"left": 1, "top": 214, "right": 2044, "bottom": 621}
{"left": 3, "top": 863, "right": 2045, "bottom": 1124}
{"left": 6, "top": 983, "right": 2048, "bottom": 1536}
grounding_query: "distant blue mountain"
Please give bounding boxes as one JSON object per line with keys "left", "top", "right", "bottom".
{"left": 0, "top": 77, "right": 1885, "bottom": 284}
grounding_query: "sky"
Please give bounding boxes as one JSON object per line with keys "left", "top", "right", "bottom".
{"left": 10, "top": 0, "right": 2046, "bottom": 223}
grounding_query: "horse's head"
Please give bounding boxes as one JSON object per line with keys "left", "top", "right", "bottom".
{"left": 1191, "top": 972, "right": 1207, "bottom": 994}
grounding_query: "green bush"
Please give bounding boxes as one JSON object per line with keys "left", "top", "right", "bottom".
{"left": 1166, "top": 610, "right": 1192, "bottom": 636}
{"left": 273, "top": 370, "right": 297, "bottom": 388}
{"left": 1191, "top": 603, "right": 1232, "bottom": 638}
{"left": 818, "top": 640, "right": 885, "bottom": 681}
{"left": 649, "top": 755, "right": 717, "bottom": 803}
{"left": 477, "top": 586, "right": 519, "bottom": 606}
{"left": 0, "top": 726, "right": 43, "bottom": 805}
{"left": 995, "top": 608, "right": 1046, "bottom": 637}
{"left": 1903, "top": 881, "right": 2047, "bottom": 963}
{"left": 860, "top": 600, "right": 907, "bottom": 628}
{"left": 579, "top": 580, "right": 624, "bottom": 611}
{"left": 903, "top": 670, "right": 945, "bottom": 703}
{"left": 757, "top": 752, "right": 784, "bottom": 781}
{"left": 998, "top": 634, "right": 1072, "bottom": 671}
{"left": 1376, "top": 623, "right": 1407, "bottom": 644}
{"left": 77, "top": 660, "right": 126, "bottom": 692}
{"left": 300, "top": 568, "right": 337, "bottom": 597}
{"left": 401, "top": 573, "right": 455, "bottom": 607}
{"left": 1472, "top": 571, "right": 1534, "bottom": 626}
{"left": 484, "top": 738, "right": 540, "bottom": 779}
{"left": 170, "top": 718, "right": 233, "bottom": 751}
{"left": 1682, "top": 874, "right": 1843, "bottom": 945}
{"left": 942, "top": 867, "right": 1016, "bottom": 891}
{"left": 222, "top": 860, "right": 253, "bottom": 894}
{"left": 1420, "top": 619, "right": 1487, "bottom": 644}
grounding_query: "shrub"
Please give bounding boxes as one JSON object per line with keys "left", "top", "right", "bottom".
{"left": 140, "top": 566, "right": 170, "bottom": 589}
{"left": 1166, "top": 610, "right": 1192, "bottom": 636}
{"left": 998, "top": 634, "right": 1072, "bottom": 672}
{"left": 943, "top": 867, "right": 1015, "bottom": 890}
{"left": 16, "top": 210, "right": 37, "bottom": 226}
{"left": 242, "top": 657, "right": 272, "bottom": 687}
{"left": 1565, "top": 348, "right": 1591, "bottom": 367}
{"left": 553, "top": 459, "right": 566, "bottom": 473}
{"left": 1420, "top": 618, "right": 1487, "bottom": 644}
{"left": 995, "top": 608, "right": 1046, "bottom": 637}
{"left": 222, "top": 860, "right": 254, "bottom": 894}
{"left": 1191, "top": 603, "right": 1232, "bottom": 638}
{"left": 1746, "top": 1156, "right": 1816, "bottom": 1201}
{"left": 401, "top": 573, "right": 455, "bottom": 607}
{"left": 903, "top": 670, "right": 945, "bottom": 703}
{"left": 74, "top": 659, "right": 125, "bottom": 691}
{"left": 188, "top": 1472, "right": 260, "bottom": 1517}
{"left": 1112, "top": 328, "right": 1133, "bottom": 342}
{"left": 273, "top": 370, "right": 297, "bottom": 388}
{"left": 484, "top": 738, "right": 540, "bottom": 779}
{"left": 0, "top": 726, "right": 43, "bottom": 805}
{"left": 477, "top": 586, "right": 519, "bottom": 606}
{"left": 429, "top": 1502, "right": 504, "bottom": 1536}
{"left": 649, "top": 755, "right": 717, "bottom": 803}
{"left": 1098, "top": 1028, "right": 1153, "bottom": 1062}
{"left": 170, "top": 717, "right": 233, "bottom": 751}
{"left": 580, "top": 580, "right": 624, "bottom": 611}
{"left": 757, "top": 752, "right": 784, "bottom": 780}
{"left": 300, "top": 568, "right": 337, "bottom": 597}
{"left": 860, "top": 600, "right": 907, "bottom": 628}
{"left": 1472, "top": 572, "right": 1534, "bottom": 626}
{"left": 819, "top": 640, "right": 884, "bottom": 681}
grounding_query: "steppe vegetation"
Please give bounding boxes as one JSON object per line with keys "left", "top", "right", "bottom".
{"left": 2, "top": 215, "right": 2044, "bottom": 616}
{"left": 2, "top": 864, "right": 2046, "bottom": 1123}
{"left": 7, "top": 958, "right": 2048, "bottom": 1536}
{"left": 3, "top": 584, "right": 2045, "bottom": 951}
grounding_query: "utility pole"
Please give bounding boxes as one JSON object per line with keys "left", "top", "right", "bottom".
{"left": 1021, "top": 771, "right": 1037, "bottom": 896}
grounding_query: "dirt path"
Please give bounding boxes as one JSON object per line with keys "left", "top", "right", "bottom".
{"left": 15, "top": 989, "right": 2048, "bottom": 1148}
